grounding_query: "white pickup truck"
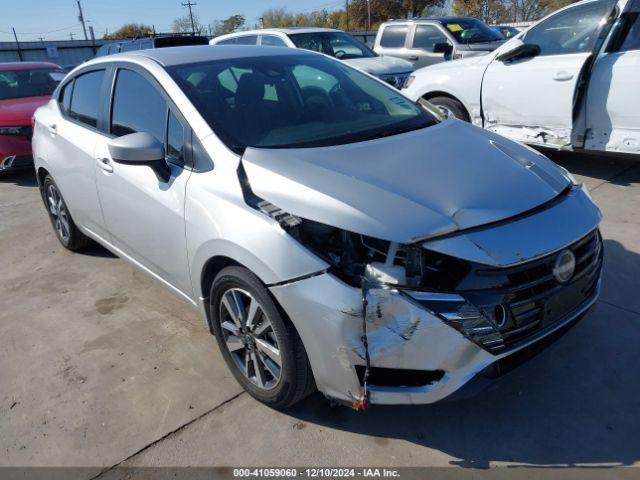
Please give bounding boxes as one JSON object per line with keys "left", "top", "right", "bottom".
{"left": 403, "top": 0, "right": 640, "bottom": 155}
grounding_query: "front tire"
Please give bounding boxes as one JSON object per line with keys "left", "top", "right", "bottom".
{"left": 427, "top": 96, "right": 470, "bottom": 122}
{"left": 42, "top": 175, "right": 92, "bottom": 251}
{"left": 209, "top": 266, "right": 315, "bottom": 409}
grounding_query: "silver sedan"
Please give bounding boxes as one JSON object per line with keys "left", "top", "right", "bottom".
{"left": 32, "top": 45, "right": 602, "bottom": 409}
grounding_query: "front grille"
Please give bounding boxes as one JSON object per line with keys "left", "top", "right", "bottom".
{"left": 467, "top": 230, "right": 603, "bottom": 353}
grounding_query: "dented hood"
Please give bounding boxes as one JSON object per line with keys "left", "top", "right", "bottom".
{"left": 242, "top": 120, "right": 570, "bottom": 243}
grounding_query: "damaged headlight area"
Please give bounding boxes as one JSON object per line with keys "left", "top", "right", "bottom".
{"left": 244, "top": 168, "right": 603, "bottom": 360}
{"left": 283, "top": 217, "right": 470, "bottom": 291}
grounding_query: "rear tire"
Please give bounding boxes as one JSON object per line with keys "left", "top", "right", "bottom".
{"left": 427, "top": 96, "right": 470, "bottom": 122}
{"left": 210, "top": 266, "right": 315, "bottom": 409}
{"left": 42, "top": 175, "right": 92, "bottom": 251}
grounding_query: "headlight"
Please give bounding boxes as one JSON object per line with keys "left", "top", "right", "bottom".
{"left": 404, "top": 75, "right": 415, "bottom": 89}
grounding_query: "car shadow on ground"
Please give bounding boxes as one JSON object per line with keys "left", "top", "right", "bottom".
{"left": 284, "top": 238, "right": 640, "bottom": 468}
{"left": 544, "top": 150, "right": 638, "bottom": 187}
{"left": 0, "top": 170, "right": 117, "bottom": 258}
{"left": 0, "top": 169, "right": 38, "bottom": 187}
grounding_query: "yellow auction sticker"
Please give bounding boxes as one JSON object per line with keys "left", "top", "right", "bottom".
{"left": 447, "top": 23, "right": 463, "bottom": 32}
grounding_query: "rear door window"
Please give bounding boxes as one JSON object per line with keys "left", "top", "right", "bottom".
{"left": 59, "top": 81, "right": 73, "bottom": 115}
{"left": 380, "top": 25, "right": 408, "bottom": 48}
{"left": 68, "top": 70, "right": 105, "bottom": 128}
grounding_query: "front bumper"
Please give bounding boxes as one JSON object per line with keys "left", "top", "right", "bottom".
{"left": 270, "top": 269, "right": 601, "bottom": 407}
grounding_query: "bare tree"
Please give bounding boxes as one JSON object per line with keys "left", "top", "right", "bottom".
{"left": 172, "top": 14, "right": 203, "bottom": 34}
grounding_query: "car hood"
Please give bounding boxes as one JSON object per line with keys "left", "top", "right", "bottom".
{"left": 413, "top": 53, "right": 491, "bottom": 75}
{"left": 242, "top": 120, "right": 570, "bottom": 243}
{"left": 0, "top": 96, "right": 50, "bottom": 126}
{"left": 341, "top": 55, "right": 414, "bottom": 75}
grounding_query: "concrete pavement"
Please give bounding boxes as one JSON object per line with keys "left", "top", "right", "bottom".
{"left": 1, "top": 152, "right": 639, "bottom": 472}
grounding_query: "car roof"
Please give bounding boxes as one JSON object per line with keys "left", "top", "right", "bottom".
{"left": 219, "top": 27, "right": 339, "bottom": 37}
{"left": 383, "top": 16, "right": 478, "bottom": 24}
{"left": 84, "top": 44, "right": 315, "bottom": 68}
{"left": 0, "top": 61, "right": 61, "bottom": 71}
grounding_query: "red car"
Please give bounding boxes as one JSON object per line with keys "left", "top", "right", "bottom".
{"left": 0, "top": 62, "right": 65, "bottom": 174}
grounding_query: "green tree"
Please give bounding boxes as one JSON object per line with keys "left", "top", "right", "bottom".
{"left": 103, "top": 23, "right": 154, "bottom": 39}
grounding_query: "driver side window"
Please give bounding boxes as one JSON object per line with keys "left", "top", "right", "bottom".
{"left": 524, "top": 0, "right": 615, "bottom": 56}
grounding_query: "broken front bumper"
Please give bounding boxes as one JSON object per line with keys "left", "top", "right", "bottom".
{"left": 270, "top": 269, "right": 601, "bottom": 406}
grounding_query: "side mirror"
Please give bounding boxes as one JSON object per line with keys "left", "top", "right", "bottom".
{"left": 108, "top": 132, "right": 171, "bottom": 182}
{"left": 432, "top": 42, "right": 453, "bottom": 55}
{"left": 495, "top": 39, "right": 540, "bottom": 62}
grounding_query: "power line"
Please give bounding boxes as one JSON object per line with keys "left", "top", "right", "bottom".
{"left": 0, "top": 24, "right": 82, "bottom": 35}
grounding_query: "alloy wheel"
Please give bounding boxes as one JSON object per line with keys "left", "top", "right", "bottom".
{"left": 219, "top": 288, "right": 282, "bottom": 390}
{"left": 47, "top": 184, "right": 70, "bottom": 243}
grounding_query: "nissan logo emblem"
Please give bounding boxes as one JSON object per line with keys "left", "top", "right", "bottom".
{"left": 553, "top": 249, "right": 576, "bottom": 283}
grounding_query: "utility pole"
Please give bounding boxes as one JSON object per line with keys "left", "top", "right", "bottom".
{"left": 12, "top": 28, "right": 23, "bottom": 61}
{"left": 182, "top": 1, "right": 197, "bottom": 35}
{"left": 77, "top": 0, "right": 88, "bottom": 40}
{"left": 367, "top": 0, "right": 371, "bottom": 31}
{"left": 345, "top": 0, "right": 349, "bottom": 31}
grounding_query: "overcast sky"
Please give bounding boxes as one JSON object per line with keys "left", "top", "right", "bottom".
{"left": 1, "top": 0, "right": 345, "bottom": 42}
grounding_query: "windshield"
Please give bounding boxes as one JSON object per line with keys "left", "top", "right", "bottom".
{"left": 442, "top": 19, "right": 504, "bottom": 44}
{"left": 0, "top": 68, "right": 65, "bottom": 100}
{"left": 169, "top": 54, "right": 437, "bottom": 152}
{"left": 288, "top": 31, "right": 377, "bottom": 59}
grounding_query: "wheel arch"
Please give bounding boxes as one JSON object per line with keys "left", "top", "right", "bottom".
{"left": 421, "top": 91, "right": 472, "bottom": 121}
{"left": 36, "top": 166, "right": 50, "bottom": 191}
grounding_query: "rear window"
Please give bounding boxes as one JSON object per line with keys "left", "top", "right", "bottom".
{"left": 0, "top": 67, "right": 66, "bottom": 100}
{"left": 380, "top": 25, "right": 408, "bottom": 48}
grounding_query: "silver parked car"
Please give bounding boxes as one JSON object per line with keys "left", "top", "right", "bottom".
{"left": 374, "top": 17, "right": 506, "bottom": 68}
{"left": 33, "top": 45, "right": 603, "bottom": 409}
{"left": 211, "top": 27, "right": 415, "bottom": 89}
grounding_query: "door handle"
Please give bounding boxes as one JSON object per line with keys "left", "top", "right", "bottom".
{"left": 553, "top": 71, "right": 574, "bottom": 81}
{"left": 408, "top": 55, "right": 419, "bottom": 61}
{"left": 97, "top": 157, "right": 114, "bottom": 173}
{"left": 47, "top": 124, "right": 57, "bottom": 136}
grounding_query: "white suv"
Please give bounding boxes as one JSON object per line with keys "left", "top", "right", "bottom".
{"left": 403, "top": 0, "right": 640, "bottom": 155}
{"left": 211, "top": 27, "right": 415, "bottom": 89}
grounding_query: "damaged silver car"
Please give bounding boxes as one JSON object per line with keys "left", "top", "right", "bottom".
{"left": 32, "top": 45, "right": 603, "bottom": 409}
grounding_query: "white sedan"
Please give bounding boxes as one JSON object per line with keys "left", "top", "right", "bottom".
{"left": 403, "top": 0, "right": 640, "bottom": 155}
